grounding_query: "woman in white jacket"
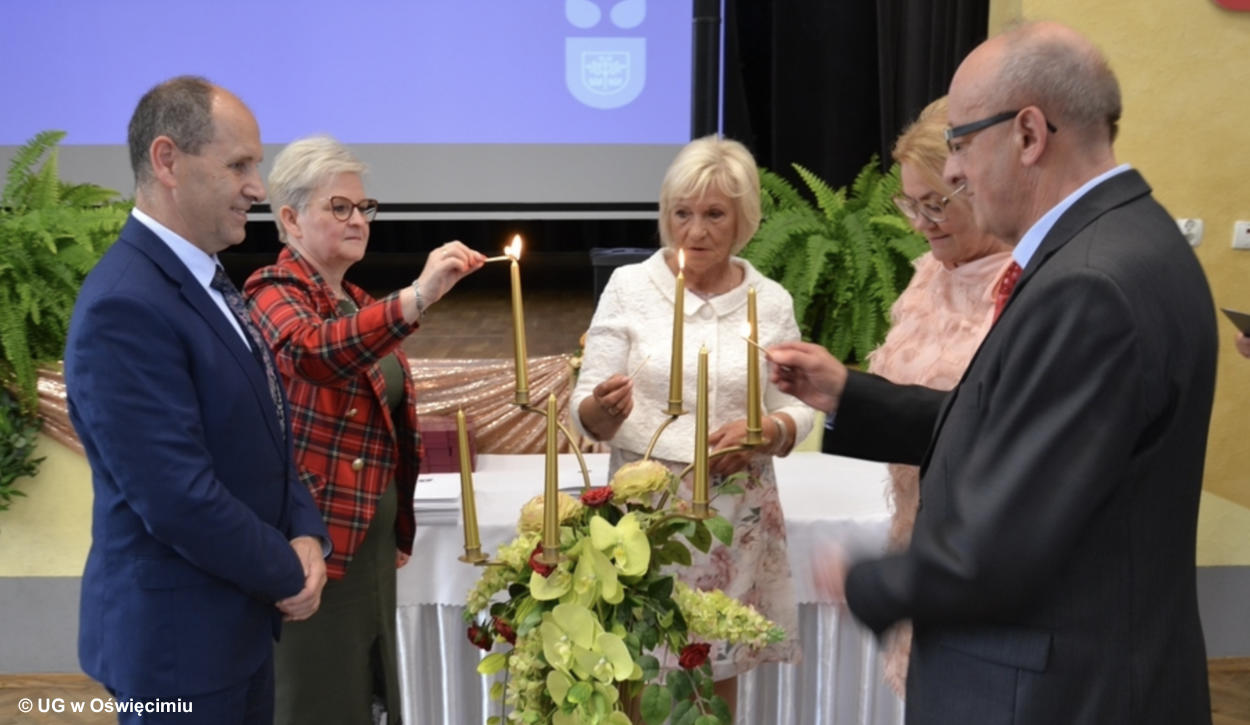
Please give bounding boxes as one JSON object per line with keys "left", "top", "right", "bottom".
{"left": 572, "top": 135, "right": 814, "bottom": 716}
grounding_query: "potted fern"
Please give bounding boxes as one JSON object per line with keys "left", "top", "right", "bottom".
{"left": 740, "top": 157, "right": 928, "bottom": 363}
{"left": 0, "top": 130, "right": 130, "bottom": 493}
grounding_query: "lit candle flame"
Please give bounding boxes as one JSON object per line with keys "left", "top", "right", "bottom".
{"left": 678, "top": 248, "right": 685, "bottom": 271}
{"left": 506, "top": 234, "right": 523, "bottom": 261}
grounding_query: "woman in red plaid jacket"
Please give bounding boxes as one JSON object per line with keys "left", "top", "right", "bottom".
{"left": 243, "top": 135, "right": 484, "bottom": 725}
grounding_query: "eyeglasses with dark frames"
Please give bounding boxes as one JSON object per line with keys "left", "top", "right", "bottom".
{"left": 893, "top": 183, "right": 966, "bottom": 225}
{"left": 328, "top": 196, "right": 379, "bottom": 222}
{"left": 944, "top": 109, "right": 1058, "bottom": 153}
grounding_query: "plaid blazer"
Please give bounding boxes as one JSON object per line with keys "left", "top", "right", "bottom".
{"left": 244, "top": 247, "right": 420, "bottom": 578}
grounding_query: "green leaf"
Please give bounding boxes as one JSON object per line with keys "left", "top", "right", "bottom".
{"left": 636, "top": 653, "right": 661, "bottom": 682}
{"left": 666, "top": 669, "right": 694, "bottom": 701}
{"left": 489, "top": 681, "right": 504, "bottom": 701}
{"left": 647, "top": 575, "right": 674, "bottom": 601}
{"left": 637, "top": 620, "right": 660, "bottom": 651}
{"left": 670, "top": 699, "right": 696, "bottom": 725}
{"left": 659, "top": 540, "right": 692, "bottom": 567}
{"left": 704, "top": 515, "right": 733, "bottom": 547}
{"left": 686, "top": 521, "right": 712, "bottom": 554}
{"left": 709, "top": 695, "right": 732, "bottom": 723}
{"left": 639, "top": 684, "right": 672, "bottom": 725}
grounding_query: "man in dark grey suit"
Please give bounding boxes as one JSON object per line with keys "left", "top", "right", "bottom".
{"left": 770, "top": 21, "right": 1215, "bottom": 725}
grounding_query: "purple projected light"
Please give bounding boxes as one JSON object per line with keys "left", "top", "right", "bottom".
{"left": 0, "top": 0, "right": 692, "bottom": 146}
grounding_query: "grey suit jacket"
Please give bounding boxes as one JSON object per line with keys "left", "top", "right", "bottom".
{"left": 826, "top": 170, "right": 1215, "bottom": 725}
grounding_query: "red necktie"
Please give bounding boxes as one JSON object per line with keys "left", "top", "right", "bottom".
{"left": 993, "top": 261, "right": 1023, "bottom": 323}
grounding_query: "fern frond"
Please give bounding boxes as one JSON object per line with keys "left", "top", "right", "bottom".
{"left": 792, "top": 163, "right": 845, "bottom": 221}
{"left": 59, "top": 182, "right": 122, "bottom": 207}
{"left": 848, "top": 156, "right": 883, "bottom": 208}
{"left": 27, "top": 149, "right": 61, "bottom": 210}
{"left": 758, "top": 168, "right": 808, "bottom": 213}
{"left": 746, "top": 156, "right": 926, "bottom": 363}
{"left": 2, "top": 130, "right": 66, "bottom": 208}
{"left": 0, "top": 289, "right": 36, "bottom": 406}
{"left": 741, "top": 207, "right": 823, "bottom": 278}
{"left": 0, "top": 130, "right": 130, "bottom": 411}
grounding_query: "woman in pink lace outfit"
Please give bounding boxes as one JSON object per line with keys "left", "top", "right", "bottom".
{"left": 870, "top": 97, "right": 1013, "bottom": 696}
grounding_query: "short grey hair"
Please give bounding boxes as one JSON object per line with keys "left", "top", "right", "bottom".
{"left": 997, "top": 22, "right": 1122, "bottom": 143}
{"left": 658, "top": 135, "right": 762, "bottom": 255}
{"left": 127, "top": 76, "right": 216, "bottom": 187}
{"left": 267, "top": 135, "right": 367, "bottom": 242}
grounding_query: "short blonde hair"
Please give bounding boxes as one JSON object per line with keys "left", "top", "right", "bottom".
{"left": 267, "top": 135, "right": 367, "bottom": 242}
{"left": 891, "top": 96, "right": 954, "bottom": 195}
{"left": 658, "top": 135, "right": 761, "bottom": 255}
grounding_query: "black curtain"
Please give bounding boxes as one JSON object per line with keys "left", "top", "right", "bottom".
{"left": 723, "top": 0, "right": 987, "bottom": 187}
{"left": 875, "top": 0, "right": 989, "bottom": 168}
{"left": 723, "top": 0, "right": 880, "bottom": 188}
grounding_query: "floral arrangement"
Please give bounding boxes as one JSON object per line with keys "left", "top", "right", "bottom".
{"left": 464, "top": 459, "right": 785, "bottom": 725}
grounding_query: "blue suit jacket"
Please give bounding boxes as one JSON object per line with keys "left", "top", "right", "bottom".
{"left": 66, "top": 216, "right": 328, "bottom": 696}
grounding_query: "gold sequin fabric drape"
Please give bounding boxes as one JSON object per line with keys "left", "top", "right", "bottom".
{"left": 37, "top": 354, "right": 602, "bottom": 457}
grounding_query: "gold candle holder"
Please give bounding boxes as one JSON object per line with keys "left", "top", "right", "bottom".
{"left": 537, "top": 393, "right": 562, "bottom": 565}
{"left": 456, "top": 408, "right": 488, "bottom": 564}
{"left": 666, "top": 249, "right": 685, "bottom": 415}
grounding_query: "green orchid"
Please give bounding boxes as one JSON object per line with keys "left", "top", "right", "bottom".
{"left": 570, "top": 545, "right": 623, "bottom": 606}
{"left": 541, "top": 603, "right": 597, "bottom": 673}
{"left": 589, "top": 513, "right": 650, "bottom": 576}
{"left": 530, "top": 563, "right": 573, "bottom": 601}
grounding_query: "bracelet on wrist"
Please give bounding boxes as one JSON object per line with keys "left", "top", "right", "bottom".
{"left": 410, "top": 279, "right": 426, "bottom": 321}
{"left": 767, "top": 413, "right": 791, "bottom": 454}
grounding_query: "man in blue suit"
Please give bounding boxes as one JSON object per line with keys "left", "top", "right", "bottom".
{"left": 770, "top": 22, "right": 1214, "bottom": 725}
{"left": 65, "top": 76, "right": 329, "bottom": 724}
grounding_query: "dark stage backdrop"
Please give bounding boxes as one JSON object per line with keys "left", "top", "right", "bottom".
{"left": 723, "top": 0, "right": 988, "bottom": 188}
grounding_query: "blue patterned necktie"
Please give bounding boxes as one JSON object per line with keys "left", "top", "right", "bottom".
{"left": 211, "top": 267, "right": 286, "bottom": 439}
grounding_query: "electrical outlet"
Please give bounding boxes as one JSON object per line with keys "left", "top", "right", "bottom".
{"left": 1234, "top": 221, "right": 1250, "bottom": 250}
{"left": 1177, "top": 218, "right": 1204, "bottom": 246}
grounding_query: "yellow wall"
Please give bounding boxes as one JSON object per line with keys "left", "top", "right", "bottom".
{"left": 0, "top": 434, "right": 92, "bottom": 577}
{"left": 988, "top": 0, "right": 1250, "bottom": 509}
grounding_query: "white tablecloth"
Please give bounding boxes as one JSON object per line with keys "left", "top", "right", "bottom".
{"left": 395, "top": 452, "right": 906, "bottom": 725}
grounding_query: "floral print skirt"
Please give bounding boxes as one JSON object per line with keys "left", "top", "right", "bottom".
{"left": 610, "top": 448, "right": 801, "bottom": 681}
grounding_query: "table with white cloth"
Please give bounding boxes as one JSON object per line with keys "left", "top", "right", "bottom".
{"left": 396, "top": 452, "right": 906, "bottom": 725}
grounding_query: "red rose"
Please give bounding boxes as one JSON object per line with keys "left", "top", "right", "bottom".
{"left": 678, "top": 642, "right": 711, "bottom": 670}
{"left": 580, "top": 486, "right": 614, "bottom": 507}
{"left": 467, "top": 624, "right": 492, "bottom": 651}
{"left": 492, "top": 616, "right": 517, "bottom": 645}
{"left": 529, "top": 544, "right": 555, "bottom": 577}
